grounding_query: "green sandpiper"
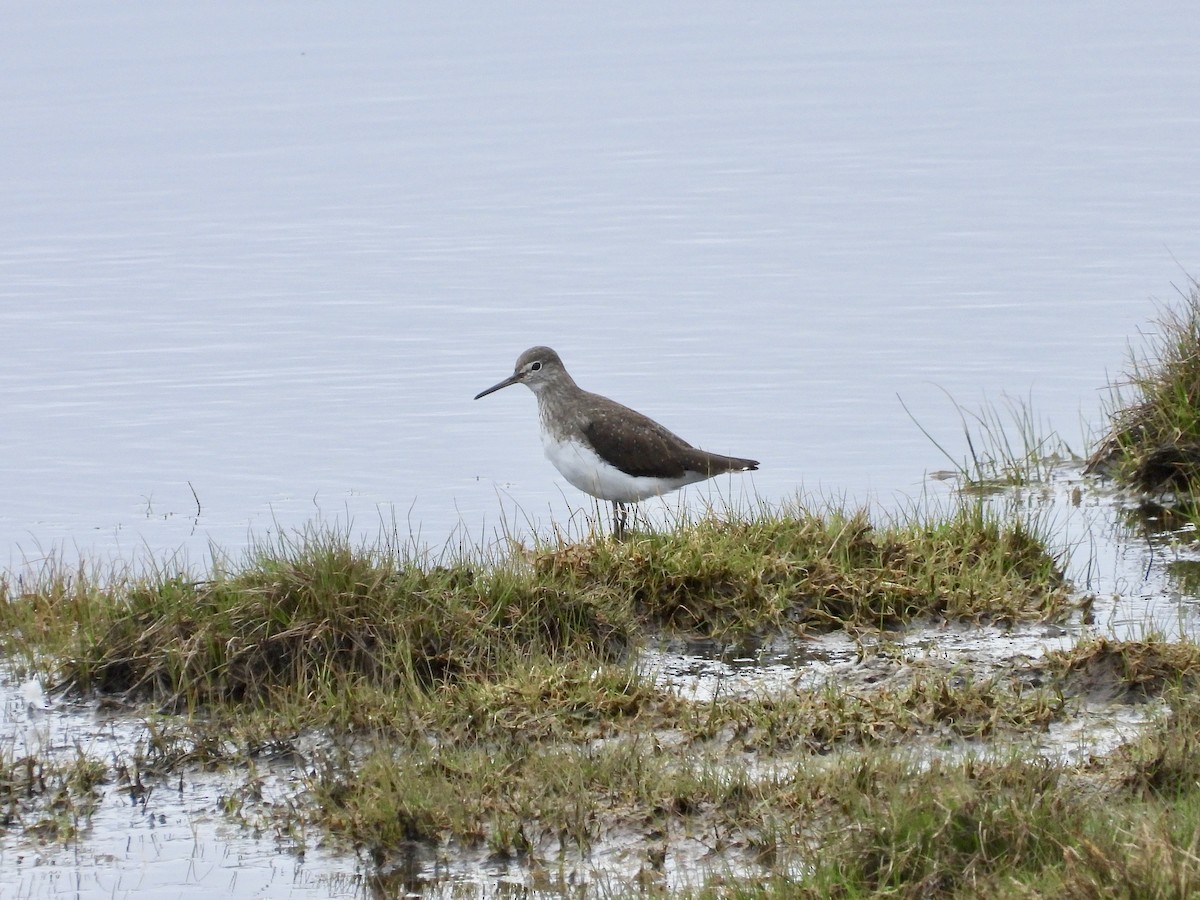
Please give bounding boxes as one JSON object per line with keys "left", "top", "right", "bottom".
{"left": 474, "top": 346, "right": 759, "bottom": 537}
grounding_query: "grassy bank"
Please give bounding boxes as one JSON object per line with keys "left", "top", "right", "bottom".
{"left": 1088, "top": 278, "right": 1200, "bottom": 493}
{"left": 9, "top": 498, "right": 1198, "bottom": 896}
{"left": 0, "top": 499, "right": 1073, "bottom": 713}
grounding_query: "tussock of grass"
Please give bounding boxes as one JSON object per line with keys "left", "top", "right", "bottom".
{"left": 1046, "top": 635, "right": 1200, "bottom": 702}
{"left": 538, "top": 500, "right": 1072, "bottom": 635}
{"left": 1088, "top": 279, "right": 1200, "bottom": 493}
{"left": 2, "top": 529, "right": 629, "bottom": 708}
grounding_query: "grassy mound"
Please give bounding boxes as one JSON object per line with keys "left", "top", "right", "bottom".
{"left": 539, "top": 500, "right": 1071, "bottom": 634}
{"left": 1088, "top": 279, "right": 1200, "bottom": 492}
{"left": 1, "top": 529, "right": 630, "bottom": 710}
{"left": 0, "top": 500, "right": 1073, "bottom": 713}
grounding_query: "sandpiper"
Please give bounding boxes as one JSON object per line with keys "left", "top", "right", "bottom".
{"left": 474, "top": 346, "right": 759, "bottom": 537}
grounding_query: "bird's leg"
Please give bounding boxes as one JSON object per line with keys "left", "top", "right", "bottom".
{"left": 612, "top": 501, "right": 628, "bottom": 540}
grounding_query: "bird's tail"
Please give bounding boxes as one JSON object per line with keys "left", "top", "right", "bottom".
{"left": 701, "top": 452, "right": 759, "bottom": 474}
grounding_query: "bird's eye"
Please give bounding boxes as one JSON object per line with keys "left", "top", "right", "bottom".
{"left": 530, "top": 361, "right": 542, "bottom": 371}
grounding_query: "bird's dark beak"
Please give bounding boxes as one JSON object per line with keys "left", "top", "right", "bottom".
{"left": 474, "top": 373, "right": 521, "bottom": 400}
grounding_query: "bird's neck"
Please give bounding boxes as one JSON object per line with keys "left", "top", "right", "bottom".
{"left": 534, "top": 381, "right": 584, "bottom": 441}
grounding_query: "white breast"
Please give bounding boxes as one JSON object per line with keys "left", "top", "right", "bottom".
{"left": 539, "top": 431, "right": 705, "bottom": 503}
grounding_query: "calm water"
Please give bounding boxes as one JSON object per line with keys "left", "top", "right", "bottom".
{"left": 3, "top": 5, "right": 1198, "bottom": 567}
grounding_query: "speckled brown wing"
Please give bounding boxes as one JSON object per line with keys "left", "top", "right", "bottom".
{"left": 580, "top": 394, "right": 758, "bottom": 479}
{"left": 580, "top": 401, "right": 694, "bottom": 478}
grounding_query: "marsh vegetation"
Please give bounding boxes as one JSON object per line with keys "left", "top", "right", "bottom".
{"left": 0, "top": 491, "right": 1192, "bottom": 897}
{"left": 1088, "top": 278, "right": 1200, "bottom": 494}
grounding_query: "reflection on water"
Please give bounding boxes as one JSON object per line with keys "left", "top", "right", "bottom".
{"left": 0, "top": 673, "right": 365, "bottom": 899}
{"left": 1118, "top": 497, "right": 1200, "bottom": 539}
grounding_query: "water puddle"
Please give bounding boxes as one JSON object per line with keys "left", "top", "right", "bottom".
{"left": 640, "top": 631, "right": 862, "bottom": 700}
{"left": 0, "top": 676, "right": 364, "bottom": 899}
